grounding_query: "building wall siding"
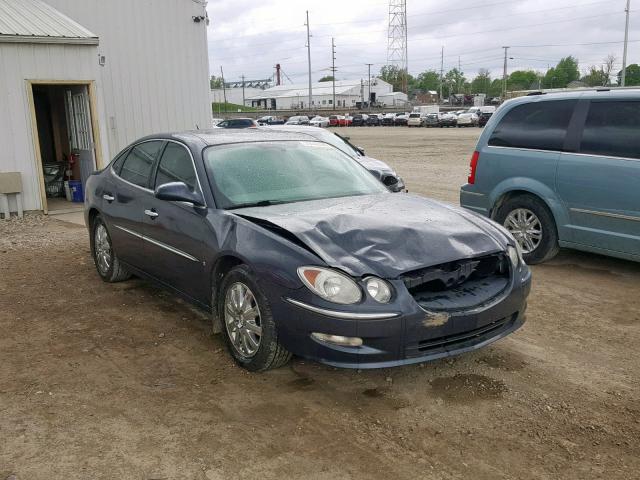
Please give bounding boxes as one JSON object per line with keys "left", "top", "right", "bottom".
{"left": 0, "top": 43, "right": 102, "bottom": 211}
{"left": 0, "top": 0, "right": 211, "bottom": 212}
{"left": 46, "top": 0, "right": 211, "bottom": 156}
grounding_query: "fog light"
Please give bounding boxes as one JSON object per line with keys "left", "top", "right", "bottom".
{"left": 311, "top": 332, "right": 363, "bottom": 347}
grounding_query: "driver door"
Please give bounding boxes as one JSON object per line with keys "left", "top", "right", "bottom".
{"left": 141, "top": 141, "right": 210, "bottom": 304}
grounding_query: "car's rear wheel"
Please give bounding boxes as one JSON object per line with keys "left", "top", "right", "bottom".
{"left": 494, "top": 194, "right": 560, "bottom": 264}
{"left": 218, "top": 265, "right": 291, "bottom": 371}
{"left": 90, "top": 215, "right": 131, "bottom": 282}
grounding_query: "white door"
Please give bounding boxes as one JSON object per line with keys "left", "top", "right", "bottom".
{"left": 65, "top": 86, "right": 96, "bottom": 187}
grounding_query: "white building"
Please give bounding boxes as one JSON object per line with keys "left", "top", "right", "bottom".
{"left": 245, "top": 78, "right": 393, "bottom": 110}
{"left": 0, "top": 0, "right": 210, "bottom": 214}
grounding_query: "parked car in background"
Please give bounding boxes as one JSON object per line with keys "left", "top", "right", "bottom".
{"left": 424, "top": 113, "right": 439, "bottom": 127}
{"left": 338, "top": 115, "right": 352, "bottom": 127}
{"left": 367, "top": 114, "right": 382, "bottom": 126}
{"left": 215, "top": 118, "right": 258, "bottom": 129}
{"left": 268, "top": 125, "right": 406, "bottom": 192}
{"left": 460, "top": 89, "right": 640, "bottom": 264}
{"left": 329, "top": 115, "right": 340, "bottom": 127}
{"left": 212, "top": 118, "right": 224, "bottom": 127}
{"left": 351, "top": 114, "right": 368, "bottom": 126}
{"left": 478, "top": 111, "right": 493, "bottom": 127}
{"left": 86, "top": 129, "right": 530, "bottom": 371}
{"left": 285, "top": 115, "right": 310, "bottom": 126}
{"left": 438, "top": 113, "right": 457, "bottom": 128}
{"left": 456, "top": 111, "right": 479, "bottom": 127}
{"left": 309, "top": 116, "right": 330, "bottom": 128}
{"left": 394, "top": 113, "right": 409, "bottom": 126}
{"left": 455, "top": 110, "right": 466, "bottom": 116}
{"left": 382, "top": 113, "right": 397, "bottom": 126}
{"left": 407, "top": 113, "right": 425, "bottom": 127}
{"left": 257, "top": 115, "right": 285, "bottom": 126}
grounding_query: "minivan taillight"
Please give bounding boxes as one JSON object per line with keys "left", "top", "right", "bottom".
{"left": 468, "top": 151, "right": 480, "bottom": 184}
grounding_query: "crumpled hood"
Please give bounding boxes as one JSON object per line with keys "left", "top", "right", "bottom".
{"left": 233, "top": 193, "right": 508, "bottom": 278}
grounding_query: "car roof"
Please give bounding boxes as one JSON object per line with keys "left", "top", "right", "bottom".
{"left": 134, "top": 128, "right": 326, "bottom": 147}
{"left": 502, "top": 87, "right": 640, "bottom": 109}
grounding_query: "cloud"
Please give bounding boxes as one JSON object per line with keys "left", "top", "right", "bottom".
{"left": 206, "top": 0, "right": 639, "bottom": 83}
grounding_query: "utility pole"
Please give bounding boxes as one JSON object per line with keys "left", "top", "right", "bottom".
{"left": 439, "top": 46, "right": 444, "bottom": 102}
{"left": 502, "top": 46, "right": 510, "bottom": 98}
{"left": 241, "top": 74, "right": 245, "bottom": 107}
{"left": 622, "top": 0, "right": 631, "bottom": 86}
{"left": 220, "top": 65, "right": 227, "bottom": 112}
{"left": 458, "top": 56, "right": 462, "bottom": 96}
{"left": 331, "top": 38, "right": 337, "bottom": 108}
{"left": 365, "top": 63, "right": 373, "bottom": 109}
{"left": 305, "top": 11, "right": 312, "bottom": 110}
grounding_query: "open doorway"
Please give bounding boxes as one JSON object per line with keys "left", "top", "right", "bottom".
{"left": 29, "top": 82, "right": 101, "bottom": 214}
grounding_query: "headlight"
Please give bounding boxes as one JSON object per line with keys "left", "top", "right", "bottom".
{"left": 298, "top": 267, "right": 362, "bottom": 304}
{"left": 364, "top": 277, "right": 392, "bottom": 303}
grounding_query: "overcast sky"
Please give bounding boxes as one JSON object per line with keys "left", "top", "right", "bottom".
{"left": 205, "top": 0, "right": 638, "bottom": 85}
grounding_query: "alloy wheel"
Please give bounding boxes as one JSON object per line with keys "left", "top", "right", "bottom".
{"left": 94, "top": 224, "right": 112, "bottom": 275}
{"left": 504, "top": 208, "right": 543, "bottom": 254}
{"left": 224, "top": 282, "right": 262, "bottom": 358}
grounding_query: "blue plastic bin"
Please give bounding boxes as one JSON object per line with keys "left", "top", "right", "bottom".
{"left": 68, "top": 180, "right": 84, "bottom": 202}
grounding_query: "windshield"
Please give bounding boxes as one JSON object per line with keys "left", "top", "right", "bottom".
{"left": 204, "top": 141, "right": 386, "bottom": 209}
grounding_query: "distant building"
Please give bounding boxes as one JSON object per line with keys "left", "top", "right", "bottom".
{"left": 414, "top": 90, "right": 439, "bottom": 104}
{"left": 245, "top": 78, "right": 394, "bottom": 110}
{"left": 377, "top": 92, "right": 408, "bottom": 107}
{"left": 211, "top": 78, "right": 272, "bottom": 106}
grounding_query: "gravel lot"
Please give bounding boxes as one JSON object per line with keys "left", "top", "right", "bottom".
{"left": 1, "top": 127, "right": 639, "bottom": 480}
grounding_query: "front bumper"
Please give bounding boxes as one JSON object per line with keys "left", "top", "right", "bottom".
{"left": 263, "top": 267, "right": 532, "bottom": 368}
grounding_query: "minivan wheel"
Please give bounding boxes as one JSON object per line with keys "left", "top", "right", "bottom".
{"left": 494, "top": 195, "right": 560, "bottom": 264}
{"left": 90, "top": 215, "right": 131, "bottom": 282}
{"left": 218, "top": 265, "right": 292, "bottom": 371}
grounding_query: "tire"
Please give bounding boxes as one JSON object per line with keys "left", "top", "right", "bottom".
{"left": 90, "top": 214, "right": 131, "bottom": 282}
{"left": 218, "top": 265, "right": 292, "bottom": 371}
{"left": 494, "top": 194, "right": 560, "bottom": 264}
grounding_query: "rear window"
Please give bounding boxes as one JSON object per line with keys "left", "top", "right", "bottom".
{"left": 488, "top": 100, "right": 576, "bottom": 151}
{"left": 409, "top": 113, "right": 420, "bottom": 118}
{"left": 580, "top": 101, "right": 640, "bottom": 159}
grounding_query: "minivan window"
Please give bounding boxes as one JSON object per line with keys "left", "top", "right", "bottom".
{"left": 154, "top": 143, "right": 197, "bottom": 191}
{"left": 488, "top": 100, "right": 577, "bottom": 151}
{"left": 580, "top": 101, "right": 640, "bottom": 159}
{"left": 119, "top": 141, "right": 163, "bottom": 188}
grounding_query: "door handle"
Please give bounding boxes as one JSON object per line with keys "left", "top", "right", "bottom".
{"left": 144, "top": 209, "right": 159, "bottom": 218}
{"left": 103, "top": 193, "right": 115, "bottom": 202}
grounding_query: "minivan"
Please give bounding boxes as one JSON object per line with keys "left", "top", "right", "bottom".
{"left": 460, "top": 89, "right": 640, "bottom": 264}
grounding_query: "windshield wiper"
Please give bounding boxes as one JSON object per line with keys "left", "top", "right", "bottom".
{"left": 227, "top": 200, "right": 288, "bottom": 210}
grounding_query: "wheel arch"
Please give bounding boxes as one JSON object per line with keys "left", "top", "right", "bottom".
{"left": 210, "top": 254, "right": 245, "bottom": 333}
{"left": 488, "top": 179, "right": 569, "bottom": 234}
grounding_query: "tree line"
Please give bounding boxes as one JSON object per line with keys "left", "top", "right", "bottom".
{"left": 379, "top": 56, "right": 640, "bottom": 98}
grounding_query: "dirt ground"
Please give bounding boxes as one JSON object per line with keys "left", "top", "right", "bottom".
{"left": 1, "top": 127, "right": 639, "bottom": 480}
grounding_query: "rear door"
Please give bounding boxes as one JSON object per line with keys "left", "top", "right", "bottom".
{"left": 141, "top": 141, "right": 210, "bottom": 303}
{"left": 102, "top": 140, "right": 164, "bottom": 268}
{"left": 556, "top": 99, "right": 640, "bottom": 256}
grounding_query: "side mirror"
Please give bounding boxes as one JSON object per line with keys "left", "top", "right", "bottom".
{"left": 155, "top": 182, "right": 205, "bottom": 207}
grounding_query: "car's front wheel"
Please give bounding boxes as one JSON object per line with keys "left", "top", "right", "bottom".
{"left": 90, "top": 214, "right": 131, "bottom": 282}
{"left": 218, "top": 265, "right": 291, "bottom": 371}
{"left": 494, "top": 194, "right": 560, "bottom": 264}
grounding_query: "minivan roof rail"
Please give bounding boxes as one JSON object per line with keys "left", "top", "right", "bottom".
{"left": 526, "top": 91, "right": 545, "bottom": 96}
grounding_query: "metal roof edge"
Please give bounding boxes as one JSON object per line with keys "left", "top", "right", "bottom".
{"left": 0, "top": 34, "right": 98, "bottom": 45}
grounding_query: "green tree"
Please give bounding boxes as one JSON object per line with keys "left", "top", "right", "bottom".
{"left": 379, "top": 65, "right": 413, "bottom": 92}
{"left": 210, "top": 75, "right": 223, "bottom": 89}
{"left": 443, "top": 68, "right": 466, "bottom": 96}
{"left": 413, "top": 70, "right": 440, "bottom": 92}
{"left": 318, "top": 75, "right": 334, "bottom": 82}
{"left": 617, "top": 64, "right": 640, "bottom": 86}
{"left": 508, "top": 70, "right": 539, "bottom": 91}
{"left": 470, "top": 69, "right": 492, "bottom": 95}
{"left": 582, "top": 66, "right": 610, "bottom": 87}
{"left": 543, "top": 56, "right": 580, "bottom": 88}
{"left": 488, "top": 78, "right": 503, "bottom": 98}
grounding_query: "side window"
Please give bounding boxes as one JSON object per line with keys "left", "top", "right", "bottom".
{"left": 580, "top": 101, "right": 640, "bottom": 159}
{"left": 489, "top": 100, "right": 577, "bottom": 151}
{"left": 154, "top": 143, "right": 197, "bottom": 191}
{"left": 217, "top": 121, "right": 228, "bottom": 127}
{"left": 119, "top": 141, "right": 163, "bottom": 188}
{"left": 111, "top": 148, "right": 130, "bottom": 175}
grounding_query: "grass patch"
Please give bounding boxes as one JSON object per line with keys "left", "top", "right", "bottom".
{"left": 212, "top": 102, "right": 257, "bottom": 113}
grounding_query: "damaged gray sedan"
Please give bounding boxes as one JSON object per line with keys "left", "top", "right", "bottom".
{"left": 85, "top": 129, "right": 531, "bottom": 371}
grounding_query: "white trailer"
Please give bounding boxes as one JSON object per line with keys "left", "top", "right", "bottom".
{"left": 412, "top": 105, "right": 440, "bottom": 115}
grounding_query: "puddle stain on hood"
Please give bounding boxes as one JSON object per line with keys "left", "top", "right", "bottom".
{"left": 232, "top": 193, "right": 508, "bottom": 278}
